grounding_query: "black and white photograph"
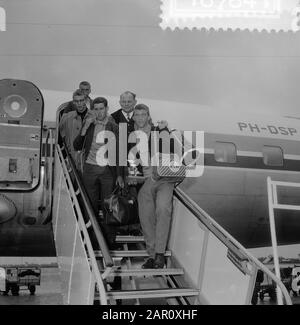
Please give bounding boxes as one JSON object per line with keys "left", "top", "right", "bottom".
{"left": 0, "top": 0, "right": 300, "bottom": 308}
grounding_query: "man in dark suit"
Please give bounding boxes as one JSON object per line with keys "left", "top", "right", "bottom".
{"left": 111, "top": 91, "right": 136, "bottom": 134}
{"left": 111, "top": 91, "right": 142, "bottom": 236}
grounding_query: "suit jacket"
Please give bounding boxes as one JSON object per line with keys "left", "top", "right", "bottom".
{"left": 111, "top": 109, "right": 136, "bottom": 178}
{"left": 111, "top": 109, "right": 135, "bottom": 134}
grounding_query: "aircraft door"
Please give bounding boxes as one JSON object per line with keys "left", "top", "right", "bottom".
{"left": 0, "top": 79, "right": 44, "bottom": 191}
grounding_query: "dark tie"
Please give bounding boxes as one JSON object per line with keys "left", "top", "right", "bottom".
{"left": 126, "top": 113, "right": 131, "bottom": 121}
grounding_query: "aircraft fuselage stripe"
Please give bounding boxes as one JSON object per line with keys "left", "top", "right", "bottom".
{"left": 205, "top": 149, "right": 300, "bottom": 160}
{"left": 204, "top": 153, "right": 300, "bottom": 172}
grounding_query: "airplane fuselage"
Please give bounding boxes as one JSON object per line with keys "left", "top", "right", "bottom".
{"left": 0, "top": 84, "right": 300, "bottom": 255}
{"left": 181, "top": 130, "right": 300, "bottom": 248}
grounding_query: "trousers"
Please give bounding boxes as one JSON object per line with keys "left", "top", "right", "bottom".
{"left": 82, "top": 163, "right": 116, "bottom": 248}
{"left": 138, "top": 177, "right": 174, "bottom": 258}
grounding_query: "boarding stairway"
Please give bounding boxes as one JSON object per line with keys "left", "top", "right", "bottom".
{"left": 52, "top": 132, "right": 199, "bottom": 304}
{"left": 48, "top": 120, "right": 292, "bottom": 305}
{"left": 94, "top": 238, "right": 199, "bottom": 304}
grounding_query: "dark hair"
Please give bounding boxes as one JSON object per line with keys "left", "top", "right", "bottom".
{"left": 79, "top": 81, "right": 91, "bottom": 88}
{"left": 72, "top": 89, "right": 84, "bottom": 98}
{"left": 92, "top": 97, "right": 108, "bottom": 109}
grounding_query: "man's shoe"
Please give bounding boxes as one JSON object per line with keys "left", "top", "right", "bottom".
{"left": 142, "top": 258, "right": 155, "bottom": 269}
{"left": 154, "top": 253, "right": 165, "bottom": 269}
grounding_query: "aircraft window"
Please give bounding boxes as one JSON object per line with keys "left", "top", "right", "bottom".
{"left": 214, "top": 142, "right": 236, "bottom": 164}
{"left": 263, "top": 146, "right": 283, "bottom": 167}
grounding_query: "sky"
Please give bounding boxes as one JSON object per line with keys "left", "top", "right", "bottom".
{"left": 1, "top": 0, "right": 300, "bottom": 118}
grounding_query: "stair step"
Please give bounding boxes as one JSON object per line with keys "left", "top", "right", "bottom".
{"left": 107, "top": 268, "right": 184, "bottom": 277}
{"left": 95, "top": 250, "right": 172, "bottom": 258}
{"left": 115, "top": 235, "right": 145, "bottom": 243}
{"left": 101, "top": 288, "right": 199, "bottom": 300}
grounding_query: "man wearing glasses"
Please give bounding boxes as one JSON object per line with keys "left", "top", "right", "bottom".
{"left": 62, "top": 81, "right": 93, "bottom": 115}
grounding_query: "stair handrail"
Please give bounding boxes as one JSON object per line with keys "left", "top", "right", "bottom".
{"left": 56, "top": 144, "right": 110, "bottom": 304}
{"left": 174, "top": 187, "right": 292, "bottom": 305}
{"left": 58, "top": 143, "right": 114, "bottom": 268}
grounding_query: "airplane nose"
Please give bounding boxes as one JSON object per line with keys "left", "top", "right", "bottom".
{"left": 0, "top": 194, "right": 17, "bottom": 224}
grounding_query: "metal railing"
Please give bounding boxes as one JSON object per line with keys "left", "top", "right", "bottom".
{"left": 54, "top": 103, "right": 116, "bottom": 304}
{"left": 267, "top": 176, "right": 300, "bottom": 305}
{"left": 174, "top": 187, "right": 292, "bottom": 305}
{"left": 55, "top": 143, "right": 113, "bottom": 304}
